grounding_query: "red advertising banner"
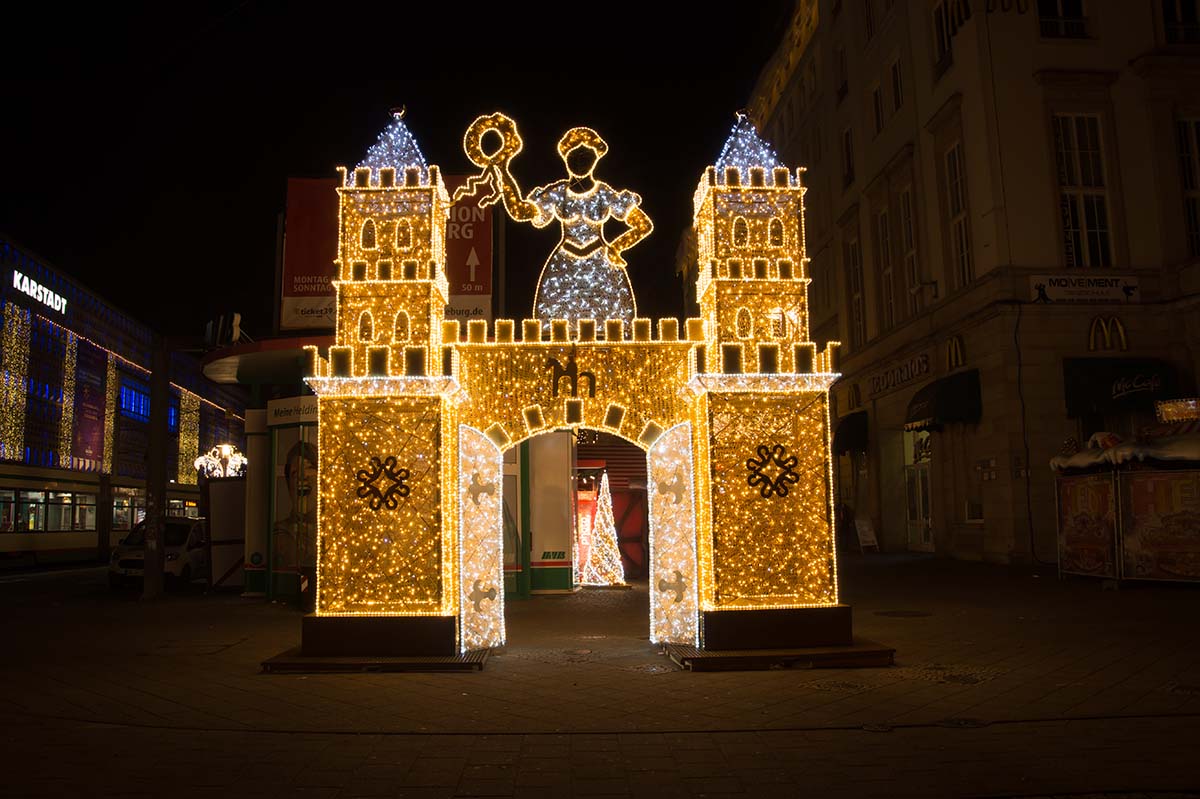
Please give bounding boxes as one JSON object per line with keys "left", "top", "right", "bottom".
{"left": 1056, "top": 472, "right": 1117, "bottom": 578}
{"left": 443, "top": 175, "right": 494, "bottom": 323}
{"left": 280, "top": 178, "right": 339, "bottom": 331}
{"left": 71, "top": 339, "right": 106, "bottom": 472}
{"left": 1121, "top": 470, "right": 1200, "bottom": 581}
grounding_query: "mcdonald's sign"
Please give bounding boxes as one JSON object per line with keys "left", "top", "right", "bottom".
{"left": 1088, "top": 316, "right": 1127, "bottom": 352}
{"left": 946, "top": 335, "right": 966, "bottom": 370}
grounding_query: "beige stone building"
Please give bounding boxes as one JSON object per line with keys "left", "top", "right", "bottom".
{"left": 743, "top": 0, "right": 1200, "bottom": 562}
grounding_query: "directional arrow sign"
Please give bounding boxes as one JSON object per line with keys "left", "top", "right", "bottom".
{"left": 444, "top": 175, "right": 493, "bottom": 323}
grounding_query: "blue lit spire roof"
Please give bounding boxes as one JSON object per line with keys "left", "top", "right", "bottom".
{"left": 714, "top": 113, "right": 783, "bottom": 173}
{"left": 355, "top": 110, "right": 427, "bottom": 176}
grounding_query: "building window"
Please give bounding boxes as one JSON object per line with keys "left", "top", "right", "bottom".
{"left": 900, "top": 187, "right": 923, "bottom": 314}
{"left": 1178, "top": 120, "right": 1200, "bottom": 256}
{"left": 871, "top": 84, "right": 885, "bottom": 135}
{"left": 933, "top": 1, "right": 954, "bottom": 71}
{"left": 1053, "top": 113, "right": 1112, "bottom": 267}
{"left": 877, "top": 210, "right": 895, "bottom": 330}
{"left": 835, "top": 46, "right": 848, "bottom": 103}
{"left": 890, "top": 60, "right": 904, "bottom": 111}
{"left": 864, "top": 0, "right": 876, "bottom": 40}
{"left": 945, "top": 142, "right": 973, "bottom": 287}
{"left": 1164, "top": 0, "right": 1200, "bottom": 43}
{"left": 360, "top": 219, "right": 377, "bottom": 250}
{"left": 358, "top": 311, "right": 374, "bottom": 342}
{"left": 1038, "top": 0, "right": 1088, "bottom": 38}
{"left": 168, "top": 399, "right": 179, "bottom": 433}
{"left": 119, "top": 379, "right": 150, "bottom": 422}
{"left": 847, "top": 237, "right": 866, "bottom": 349}
{"left": 842, "top": 127, "right": 855, "bottom": 187}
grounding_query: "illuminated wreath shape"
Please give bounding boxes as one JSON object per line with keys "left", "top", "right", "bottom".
{"left": 463, "top": 112, "right": 524, "bottom": 168}
{"left": 746, "top": 444, "right": 801, "bottom": 499}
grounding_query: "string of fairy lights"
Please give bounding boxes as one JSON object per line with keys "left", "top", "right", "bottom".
{"left": 307, "top": 111, "right": 842, "bottom": 648}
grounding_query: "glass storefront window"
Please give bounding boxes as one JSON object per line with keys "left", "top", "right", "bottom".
{"left": 75, "top": 494, "right": 97, "bottom": 531}
{"left": 45, "top": 491, "right": 73, "bottom": 531}
{"left": 0, "top": 490, "right": 14, "bottom": 532}
{"left": 167, "top": 498, "right": 200, "bottom": 519}
{"left": 113, "top": 498, "right": 132, "bottom": 531}
{"left": 17, "top": 490, "right": 45, "bottom": 531}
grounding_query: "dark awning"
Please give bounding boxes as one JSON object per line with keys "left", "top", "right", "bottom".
{"left": 833, "top": 411, "right": 868, "bottom": 454}
{"left": 904, "top": 369, "right": 982, "bottom": 431}
{"left": 1063, "top": 358, "right": 1174, "bottom": 418}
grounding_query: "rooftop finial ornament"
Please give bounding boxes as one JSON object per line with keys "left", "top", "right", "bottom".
{"left": 390, "top": 105, "right": 406, "bottom": 119}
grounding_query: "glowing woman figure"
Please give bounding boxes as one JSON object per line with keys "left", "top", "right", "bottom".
{"left": 457, "top": 114, "right": 653, "bottom": 327}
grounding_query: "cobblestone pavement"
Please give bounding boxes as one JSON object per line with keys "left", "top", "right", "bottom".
{"left": 1, "top": 554, "right": 1198, "bottom": 797}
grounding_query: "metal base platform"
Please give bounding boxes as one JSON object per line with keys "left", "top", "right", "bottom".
{"left": 261, "top": 646, "right": 489, "bottom": 674}
{"left": 664, "top": 639, "right": 895, "bottom": 672}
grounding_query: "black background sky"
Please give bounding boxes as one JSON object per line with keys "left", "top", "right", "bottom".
{"left": 3, "top": 2, "right": 793, "bottom": 340}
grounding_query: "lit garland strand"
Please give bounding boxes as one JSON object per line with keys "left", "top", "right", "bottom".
{"left": 1, "top": 303, "right": 31, "bottom": 461}
{"left": 176, "top": 391, "right": 200, "bottom": 484}
{"left": 648, "top": 422, "right": 699, "bottom": 645}
{"left": 101, "top": 355, "right": 117, "bottom": 474}
{"left": 579, "top": 471, "right": 625, "bottom": 586}
{"left": 57, "top": 333, "right": 77, "bottom": 468}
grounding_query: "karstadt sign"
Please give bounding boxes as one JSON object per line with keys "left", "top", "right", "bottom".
{"left": 12, "top": 269, "right": 67, "bottom": 314}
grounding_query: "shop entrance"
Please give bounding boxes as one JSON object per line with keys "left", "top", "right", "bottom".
{"left": 904, "top": 430, "right": 933, "bottom": 552}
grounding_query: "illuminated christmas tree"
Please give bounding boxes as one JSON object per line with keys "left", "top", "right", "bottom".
{"left": 580, "top": 472, "right": 625, "bottom": 586}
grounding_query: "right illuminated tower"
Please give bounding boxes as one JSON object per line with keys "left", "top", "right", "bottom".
{"left": 689, "top": 116, "right": 846, "bottom": 648}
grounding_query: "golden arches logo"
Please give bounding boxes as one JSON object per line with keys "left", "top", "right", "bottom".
{"left": 1088, "top": 316, "right": 1127, "bottom": 352}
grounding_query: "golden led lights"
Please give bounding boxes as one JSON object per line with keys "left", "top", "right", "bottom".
{"left": 457, "top": 113, "right": 653, "bottom": 326}
{"left": 58, "top": 334, "right": 77, "bottom": 467}
{"left": 307, "top": 112, "right": 842, "bottom": 651}
{"left": 0, "top": 303, "right": 30, "bottom": 460}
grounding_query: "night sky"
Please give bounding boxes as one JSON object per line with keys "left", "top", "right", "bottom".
{"left": 4, "top": 2, "right": 793, "bottom": 340}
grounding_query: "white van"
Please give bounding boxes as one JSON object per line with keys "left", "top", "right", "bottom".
{"left": 108, "top": 517, "right": 208, "bottom": 589}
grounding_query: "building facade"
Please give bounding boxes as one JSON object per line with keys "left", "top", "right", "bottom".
{"left": 0, "top": 236, "right": 246, "bottom": 566}
{"left": 746, "top": 0, "right": 1200, "bottom": 562}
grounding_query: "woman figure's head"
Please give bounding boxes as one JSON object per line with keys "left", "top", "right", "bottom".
{"left": 557, "top": 127, "right": 607, "bottom": 179}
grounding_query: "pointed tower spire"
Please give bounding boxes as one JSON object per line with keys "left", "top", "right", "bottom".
{"left": 354, "top": 108, "right": 427, "bottom": 181}
{"left": 714, "top": 112, "right": 783, "bottom": 174}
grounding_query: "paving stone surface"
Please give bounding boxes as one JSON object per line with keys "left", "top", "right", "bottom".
{"left": 1, "top": 553, "right": 1199, "bottom": 797}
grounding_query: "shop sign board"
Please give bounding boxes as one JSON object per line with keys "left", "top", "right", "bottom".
{"left": 267, "top": 395, "right": 319, "bottom": 427}
{"left": 443, "top": 175, "right": 494, "bottom": 324}
{"left": 1030, "top": 274, "right": 1139, "bottom": 303}
{"left": 867, "top": 352, "right": 931, "bottom": 398}
{"left": 280, "top": 178, "right": 339, "bottom": 331}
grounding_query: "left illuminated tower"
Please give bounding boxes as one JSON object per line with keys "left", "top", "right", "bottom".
{"left": 302, "top": 113, "right": 461, "bottom": 654}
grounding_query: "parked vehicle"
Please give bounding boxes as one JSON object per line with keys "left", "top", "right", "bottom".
{"left": 108, "top": 517, "right": 208, "bottom": 589}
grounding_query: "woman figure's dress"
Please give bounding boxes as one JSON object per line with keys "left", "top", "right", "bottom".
{"left": 528, "top": 180, "right": 640, "bottom": 326}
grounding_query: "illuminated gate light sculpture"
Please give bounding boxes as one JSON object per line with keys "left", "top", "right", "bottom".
{"left": 300, "top": 112, "right": 846, "bottom": 657}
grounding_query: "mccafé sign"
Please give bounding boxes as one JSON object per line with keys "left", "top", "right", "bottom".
{"left": 1112, "top": 372, "right": 1162, "bottom": 401}
{"left": 12, "top": 270, "right": 67, "bottom": 315}
{"left": 868, "top": 352, "right": 930, "bottom": 397}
